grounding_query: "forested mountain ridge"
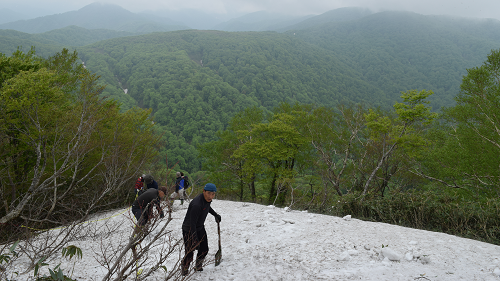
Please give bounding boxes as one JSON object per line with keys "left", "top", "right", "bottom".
{"left": 277, "top": 7, "right": 373, "bottom": 31}
{"left": 0, "top": 30, "right": 65, "bottom": 58}
{"left": 76, "top": 30, "right": 382, "bottom": 171}
{"left": 288, "top": 11, "right": 500, "bottom": 108}
{"left": 0, "top": 26, "right": 135, "bottom": 49}
{"left": 2, "top": 8, "right": 500, "bottom": 172}
{"left": 212, "top": 11, "right": 314, "bottom": 32}
{"left": 78, "top": 30, "right": 382, "bottom": 109}
{"left": 0, "top": 2, "right": 189, "bottom": 34}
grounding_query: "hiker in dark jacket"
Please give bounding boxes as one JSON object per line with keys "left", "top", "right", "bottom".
{"left": 137, "top": 174, "right": 158, "bottom": 196}
{"left": 131, "top": 186, "right": 166, "bottom": 261}
{"left": 181, "top": 183, "right": 221, "bottom": 275}
{"left": 132, "top": 187, "right": 166, "bottom": 227}
{"left": 144, "top": 174, "right": 158, "bottom": 190}
{"left": 170, "top": 172, "right": 188, "bottom": 204}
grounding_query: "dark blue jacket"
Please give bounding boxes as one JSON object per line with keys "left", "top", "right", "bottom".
{"left": 147, "top": 180, "right": 158, "bottom": 190}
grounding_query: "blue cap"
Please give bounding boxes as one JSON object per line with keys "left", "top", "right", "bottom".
{"left": 204, "top": 183, "right": 217, "bottom": 192}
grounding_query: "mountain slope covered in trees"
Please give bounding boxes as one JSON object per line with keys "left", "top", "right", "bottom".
{"left": 76, "top": 30, "right": 381, "bottom": 171}
{"left": 1, "top": 8, "right": 500, "bottom": 172}
{"left": 0, "top": 3, "right": 189, "bottom": 33}
{"left": 288, "top": 11, "right": 500, "bottom": 108}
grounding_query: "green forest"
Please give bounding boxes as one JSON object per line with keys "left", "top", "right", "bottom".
{"left": 1, "top": 9, "right": 500, "bottom": 250}
{"left": 1, "top": 11, "right": 500, "bottom": 175}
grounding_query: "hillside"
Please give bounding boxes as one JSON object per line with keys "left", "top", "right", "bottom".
{"left": 278, "top": 7, "right": 373, "bottom": 31}
{"left": 2, "top": 8, "right": 500, "bottom": 172}
{"left": 0, "top": 30, "right": 65, "bottom": 58}
{"left": 0, "top": 26, "right": 137, "bottom": 51}
{"left": 76, "top": 30, "right": 380, "bottom": 171}
{"left": 212, "top": 11, "right": 313, "bottom": 32}
{"left": 288, "top": 11, "right": 500, "bottom": 108}
{"left": 0, "top": 3, "right": 189, "bottom": 34}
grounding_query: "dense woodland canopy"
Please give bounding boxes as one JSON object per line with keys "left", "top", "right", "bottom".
{"left": 1, "top": 7, "right": 500, "bottom": 247}
{"left": 2, "top": 8, "right": 499, "bottom": 173}
{"left": 0, "top": 48, "right": 158, "bottom": 242}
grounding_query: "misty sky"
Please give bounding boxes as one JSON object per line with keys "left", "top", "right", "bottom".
{"left": 2, "top": 0, "right": 500, "bottom": 20}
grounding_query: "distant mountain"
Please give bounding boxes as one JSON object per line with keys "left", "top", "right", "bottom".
{"left": 286, "top": 11, "right": 500, "bottom": 109}
{"left": 34, "top": 26, "right": 136, "bottom": 46}
{"left": 213, "top": 11, "right": 314, "bottom": 31}
{"left": 0, "top": 29, "right": 65, "bottom": 58}
{"left": 2, "top": 8, "right": 500, "bottom": 171}
{"left": 0, "top": 8, "right": 28, "bottom": 24}
{"left": 140, "top": 9, "right": 241, "bottom": 30}
{"left": 0, "top": 2, "right": 190, "bottom": 34}
{"left": 278, "top": 7, "right": 373, "bottom": 31}
{"left": 0, "top": 25, "right": 137, "bottom": 53}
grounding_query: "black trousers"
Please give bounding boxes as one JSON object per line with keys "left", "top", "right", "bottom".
{"left": 132, "top": 206, "right": 148, "bottom": 226}
{"left": 182, "top": 227, "right": 209, "bottom": 269}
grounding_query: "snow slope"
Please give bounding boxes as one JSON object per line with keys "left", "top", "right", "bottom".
{"left": 7, "top": 199, "right": 500, "bottom": 280}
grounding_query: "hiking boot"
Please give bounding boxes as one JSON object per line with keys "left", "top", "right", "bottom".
{"left": 180, "top": 199, "right": 184, "bottom": 205}
{"left": 181, "top": 266, "right": 189, "bottom": 276}
{"left": 195, "top": 258, "right": 204, "bottom": 272}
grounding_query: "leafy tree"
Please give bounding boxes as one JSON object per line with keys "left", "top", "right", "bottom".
{"left": 199, "top": 106, "right": 265, "bottom": 201}
{"left": 0, "top": 49, "right": 158, "bottom": 234}
{"left": 307, "top": 104, "right": 366, "bottom": 203}
{"left": 420, "top": 49, "right": 500, "bottom": 195}
{"left": 361, "top": 89, "right": 437, "bottom": 196}
{"left": 234, "top": 103, "right": 312, "bottom": 205}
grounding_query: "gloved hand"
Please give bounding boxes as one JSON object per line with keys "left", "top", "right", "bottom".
{"left": 160, "top": 211, "right": 165, "bottom": 218}
{"left": 214, "top": 214, "right": 221, "bottom": 223}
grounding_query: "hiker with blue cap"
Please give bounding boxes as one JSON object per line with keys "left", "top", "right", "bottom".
{"left": 181, "top": 183, "right": 221, "bottom": 276}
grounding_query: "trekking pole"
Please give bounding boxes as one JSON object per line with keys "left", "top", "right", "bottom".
{"left": 215, "top": 221, "right": 222, "bottom": 266}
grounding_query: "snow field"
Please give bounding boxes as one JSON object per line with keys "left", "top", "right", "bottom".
{"left": 5, "top": 199, "right": 500, "bottom": 281}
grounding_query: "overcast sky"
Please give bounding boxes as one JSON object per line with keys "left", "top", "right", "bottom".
{"left": 3, "top": 0, "right": 500, "bottom": 20}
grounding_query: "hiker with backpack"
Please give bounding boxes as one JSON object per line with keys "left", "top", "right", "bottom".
{"left": 131, "top": 186, "right": 166, "bottom": 227}
{"left": 170, "top": 172, "right": 189, "bottom": 205}
{"left": 181, "top": 183, "right": 221, "bottom": 276}
{"left": 134, "top": 174, "right": 146, "bottom": 196}
{"left": 131, "top": 186, "right": 167, "bottom": 263}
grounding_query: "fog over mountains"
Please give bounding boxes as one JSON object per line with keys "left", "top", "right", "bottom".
{"left": 1, "top": 0, "right": 500, "bottom": 175}
{"left": 1, "top": 2, "right": 499, "bottom": 34}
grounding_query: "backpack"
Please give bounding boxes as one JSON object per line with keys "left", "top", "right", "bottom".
{"left": 183, "top": 176, "right": 190, "bottom": 188}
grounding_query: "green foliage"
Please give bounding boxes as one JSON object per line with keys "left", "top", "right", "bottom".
{"left": 422, "top": 49, "right": 500, "bottom": 195}
{"left": 327, "top": 191, "right": 500, "bottom": 245}
{"left": 1, "top": 13, "right": 498, "bottom": 174}
{"left": 199, "top": 106, "right": 266, "bottom": 201}
{"left": 61, "top": 246, "right": 82, "bottom": 261}
{"left": 0, "top": 31, "right": 67, "bottom": 60}
{"left": 360, "top": 89, "right": 436, "bottom": 196}
{"left": 35, "top": 26, "right": 136, "bottom": 47}
{"left": 34, "top": 260, "right": 77, "bottom": 281}
{"left": 0, "top": 240, "right": 19, "bottom": 265}
{"left": 290, "top": 11, "right": 500, "bottom": 110}
{"left": 1, "top": 16, "right": 500, "bottom": 247}
{"left": 75, "top": 30, "right": 385, "bottom": 172}
{"left": 32, "top": 245, "right": 82, "bottom": 281}
{"left": 307, "top": 104, "right": 366, "bottom": 198}
{"left": 0, "top": 241, "right": 19, "bottom": 280}
{"left": 34, "top": 257, "right": 49, "bottom": 278}
{"left": 0, "top": 48, "right": 159, "bottom": 238}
